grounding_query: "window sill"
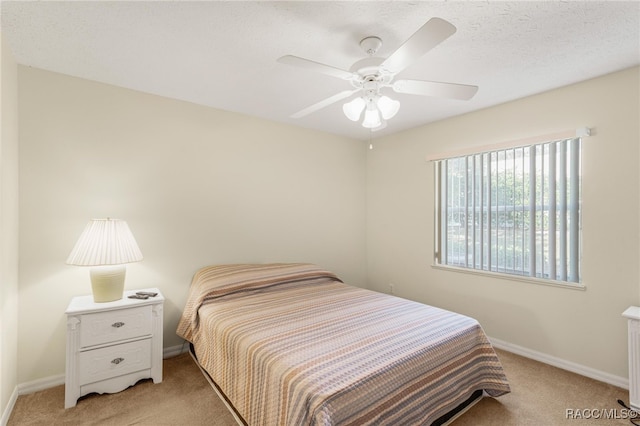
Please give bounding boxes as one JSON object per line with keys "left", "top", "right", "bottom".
{"left": 431, "top": 263, "right": 586, "bottom": 291}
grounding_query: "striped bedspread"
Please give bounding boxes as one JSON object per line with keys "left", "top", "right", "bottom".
{"left": 176, "top": 263, "right": 510, "bottom": 425}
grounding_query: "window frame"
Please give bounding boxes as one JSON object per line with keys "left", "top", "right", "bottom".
{"left": 433, "top": 134, "right": 586, "bottom": 290}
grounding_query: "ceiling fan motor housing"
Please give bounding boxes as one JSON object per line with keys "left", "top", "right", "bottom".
{"left": 363, "top": 78, "right": 380, "bottom": 100}
{"left": 349, "top": 57, "right": 384, "bottom": 75}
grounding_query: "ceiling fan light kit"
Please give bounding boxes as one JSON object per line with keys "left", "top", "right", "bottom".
{"left": 344, "top": 94, "right": 400, "bottom": 130}
{"left": 278, "top": 17, "right": 478, "bottom": 132}
{"left": 342, "top": 84, "right": 400, "bottom": 129}
{"left": 343, "top": 97, "right": 366, "bottom": 121}
{"left": 376, "top": 95, "right": 400, "bottom": 120}
{"left": 363, "top": 106, "right": 382, "bottom": 129}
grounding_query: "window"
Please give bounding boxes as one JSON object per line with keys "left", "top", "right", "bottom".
{"left": 434, "top": 137, "right": 581, "bottom": 284}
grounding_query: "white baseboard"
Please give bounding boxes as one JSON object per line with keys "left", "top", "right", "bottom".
{"left": 163, "top": 342, "right": 190, "bottom": 358}
{"left": 490, "top": 336, "right": 629, "bottom": 389}
{"left": 17, "top": 374, "right": 65, "bottom": 396}
{"left": 0, "top": 387, "right": 18, "bottom": 426}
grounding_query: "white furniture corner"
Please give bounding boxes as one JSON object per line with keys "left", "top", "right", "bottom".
{"left": 65, "top": 288, "right": 164, "bottom": 408}
{"left": 623, "top": 306, "right": 640, "bottom": 411}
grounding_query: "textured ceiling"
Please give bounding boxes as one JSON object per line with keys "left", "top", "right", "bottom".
{"left": 1, "top": 1, "right": 639, "bottom": 140}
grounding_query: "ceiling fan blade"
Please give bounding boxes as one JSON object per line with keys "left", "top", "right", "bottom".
{"left": 393, "top": 79, "right": 478, "bottom": 100}
{"left": 381, "top": 18, "right": 457, "bottom": 74}
{"left": 277, "top": 55, "right": 354, "bottom": 80}
{"left": 290, "top": 89, "right": 359, "bottom": 119}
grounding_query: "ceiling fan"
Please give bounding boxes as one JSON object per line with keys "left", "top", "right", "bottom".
{"left": 277, "top": 17, "right": 478, "bottom": 131}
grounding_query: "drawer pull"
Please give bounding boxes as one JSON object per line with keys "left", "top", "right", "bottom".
{"left": 111, "top": 357, "right": 125, "bottom": 365}
{"left": 111, "top": 322, "right": 125, "bottom": 328}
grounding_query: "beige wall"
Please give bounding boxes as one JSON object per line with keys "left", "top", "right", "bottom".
{"left": 366, "top": 66, "right": 640, "bottom": 379}
{"left": 12, "top": 62, "right": 640, "bottom": 388}
{"left": 17, "top": 67, "right": 367, "bottom": 383}
{"left": 1, "top": 33, "right": 20, "bottom": 414}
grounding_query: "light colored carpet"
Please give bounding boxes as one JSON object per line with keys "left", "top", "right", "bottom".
{"left": 8, "top": 349, "right": 632, "bottom": 425}
{"left": 8, "top": 353, "right": 238, "bottom": 426}
{"left": 455, "top": 349, "right": 631, "bottom": 425}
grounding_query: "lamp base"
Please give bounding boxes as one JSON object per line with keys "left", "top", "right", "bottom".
{"left": 90, "top": 265, "right": 126, "bottom": 302}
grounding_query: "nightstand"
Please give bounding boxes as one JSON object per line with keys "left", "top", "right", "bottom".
{"left": 65, "top": 288, "right": 164, "bottom": 408}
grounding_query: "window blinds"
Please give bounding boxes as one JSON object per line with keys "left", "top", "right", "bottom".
{"left": 435, "top": 137, "right": 581, "bottom": 283}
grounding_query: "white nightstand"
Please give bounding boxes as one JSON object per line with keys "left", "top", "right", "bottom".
{"left": 65, "top": 288, "right": 164, "bottom": 408}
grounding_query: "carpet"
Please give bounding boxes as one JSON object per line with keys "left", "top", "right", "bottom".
{"left": 7, "top": 349, "right": 633, "bottom": 425}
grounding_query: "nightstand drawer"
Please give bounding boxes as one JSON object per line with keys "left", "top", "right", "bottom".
{"left": 79, "top": 338, "right": 151, "bottom": 385}
{"left": 80, "top": 305, "right": 152, "bottom": 348}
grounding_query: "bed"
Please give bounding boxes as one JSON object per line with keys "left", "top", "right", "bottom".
{"left": 176, "top": 263, "right": 510, "bottom": 425}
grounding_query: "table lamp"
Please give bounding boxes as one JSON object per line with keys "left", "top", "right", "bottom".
{"left": 66, "top": 218, "right": 143, "bottom": 302}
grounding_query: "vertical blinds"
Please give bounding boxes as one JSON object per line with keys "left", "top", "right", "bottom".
{"left": 435, "top": 137, "right": 581, "bottom": 283}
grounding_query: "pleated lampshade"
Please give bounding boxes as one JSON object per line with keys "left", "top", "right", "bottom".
{"left": 66, "top": 218, "right": 143, "bottom": 266}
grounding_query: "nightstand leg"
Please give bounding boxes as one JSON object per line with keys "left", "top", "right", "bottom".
{"left": 65, "top": 316, "right": 81, "bottom": 408}
{"left": 151, "top": 303, "right": 164, "bottom": 383}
